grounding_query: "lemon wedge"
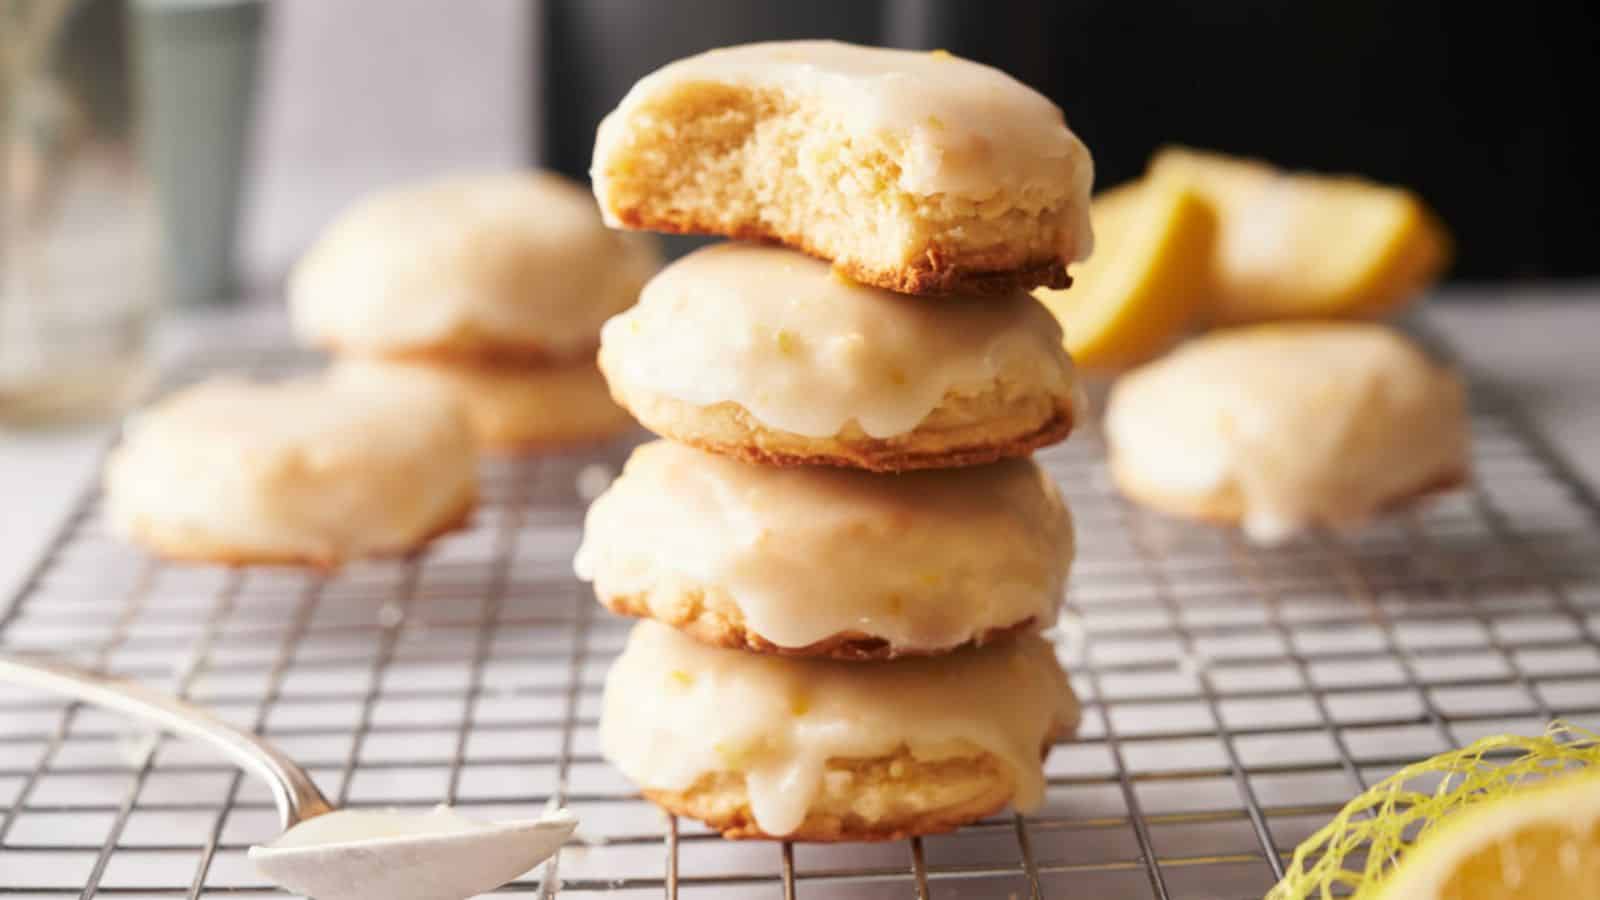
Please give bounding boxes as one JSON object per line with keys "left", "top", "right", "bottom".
{"left": 1376, "top": 768, "right": 1600, "bottom": 899}
{"left": 1035, "top": 179, "right": 1215, "bottom": 371}
{"left": 1269, "top": 723, "right": 1600, "bottom": 900}
{"left": 1150, "top": 146, "right": 1451, "bottom": 325}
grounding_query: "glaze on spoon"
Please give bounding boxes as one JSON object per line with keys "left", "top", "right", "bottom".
{"left": 0, "top": 654, "right": 576, "bottom": 900}
{"left": 250, "top": 805, "right": 577, "bottom": 900}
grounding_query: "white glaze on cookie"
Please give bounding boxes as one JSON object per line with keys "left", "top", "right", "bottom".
{"left": 600, "top": 621, "right": 1078, "bottom": 836}
{"left": 105, "top": 376, "right": 476, "bottom": 562}
{"left": 599, "top": 244, "right": 1076, "bottom": 439}
{"left": 593, "top": 40, "right": 1094, "bottom": 259}
{"left": 575, "top": 441, "right": 1072, "bottom": 651}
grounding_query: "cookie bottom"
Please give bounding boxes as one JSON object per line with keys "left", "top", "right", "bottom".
{"left": 611, "top": 385, "right": 1074, "bottom": 473}
{"left": 600, "top": 586, "right": 1039, "bottom": 661}
{"left": 613, "top": 206, "right": 1072, "bottom": 297}
{"left": 641, "top": 746, "right": 1031, "bottom": 841}
{"left": 117, "top": 488, "right": 477, "bottom": 571}
{"left": 1109, "top": 456, "right": 1470, "bottom": 532}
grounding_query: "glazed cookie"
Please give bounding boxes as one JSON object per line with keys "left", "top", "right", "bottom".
{"left": 104, "top": 376, "right": 477, "bottom": 567}
{"left": 290, "top": 172, "right": 660, "bottom": 364}
{"left": 591, "top": 41, "right": 1094, "bottom": 296}
{"left": 576, "top": 441, "right": 1072, "bottom": 659}
{"left": 598, "top": 244, "right": 1078, "bottom": 471}
{"left": 334, "top": 357, "right": 634, "bottom": 453}
{"left": 601, "top": 621, "right": 1079, "bottom": 841}
{"left": 1106, "top": 322, "right": 1469, "bottom": 542}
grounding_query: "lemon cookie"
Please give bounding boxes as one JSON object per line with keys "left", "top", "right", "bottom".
{"left": 104, "top": 376, "right": 477, "bottom": 567}
{"left": 591, "top": 41, "right": 1093, "bottom": 295}
{"left": 598, "top": 244, "right": 1078, "bottom": 471}
{"left": 290, "top": 172, "right": 659, "bottom": 364}
{"left": 576, "top": 441, "right": 1071, "bottom": 659}
{"left": 601, "top": 621, "right": 1078, "bottom": 841}
{"left": 1106, "top": 323, "right": 1468, "bottom": 542}
{"left": 334, "top": 357, "right": 633, "bottom": 452}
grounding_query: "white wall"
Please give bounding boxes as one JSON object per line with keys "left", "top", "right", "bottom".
{"left": 239, "top": 0, "right": 535, "bottom": 284}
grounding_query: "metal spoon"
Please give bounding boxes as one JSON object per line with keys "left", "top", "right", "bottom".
{"left": 0, "top": 653, "right": 576, "bottom": 900}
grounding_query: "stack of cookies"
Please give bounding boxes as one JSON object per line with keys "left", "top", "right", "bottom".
{"left": 575, "top": 41, "right": 1097, "bottom": 841}
{"left": 289, "top": 172, "right": 659, "bottom": 453}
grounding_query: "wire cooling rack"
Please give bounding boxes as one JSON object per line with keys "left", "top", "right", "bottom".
{"left": 3, "top": 338, "right": 1600, "bottom": 900}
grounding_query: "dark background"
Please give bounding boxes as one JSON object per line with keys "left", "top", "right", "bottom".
{"left": 540, "top": 0, "right": 1598, "bottom": 282}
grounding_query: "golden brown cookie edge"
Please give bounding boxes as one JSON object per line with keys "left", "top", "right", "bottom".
{"left": 607, "top": 206, "right": 1072, "bottom": 298}
{"left": 600, "top": 589, "right": 1041, "bottom": 661}
{"left": 634, "top": 402, "right": 1075, "bottom": 473}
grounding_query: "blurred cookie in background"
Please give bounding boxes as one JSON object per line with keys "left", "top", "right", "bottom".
{"left": 334, "top": 356, "right": 633, "bottom": 453}
{"left": 1104, "top": 322, "right": 1468, "bottom": 543}
{"left": 290, "top": 171, "right": 659, "bottom": 364}
{"left": 290, "top": 171, "right": 658, "bottom": 451}
{"left": 104, "top": 375, "right": 477, "bottom": 568}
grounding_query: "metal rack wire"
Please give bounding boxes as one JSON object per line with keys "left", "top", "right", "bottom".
{"left": 2, "top": 340, "right": 1599, "bottom": 899}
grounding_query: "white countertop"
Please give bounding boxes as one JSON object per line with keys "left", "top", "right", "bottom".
{"left": 3, "top": 291, "right": 1598, "bottom": 603}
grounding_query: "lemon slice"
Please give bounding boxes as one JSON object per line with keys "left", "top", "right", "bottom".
{"left": 1269, "top": 723, "right": 1600, "bottom": 900}
{"left": 1035, "top": 179, "right": 1215, "bottom": 371}
{"left": 1377, "top": 768, "right": 1600, "bottom": 899}
{"left": 1150, "top": 146, "right": 1451, "bottom": 325}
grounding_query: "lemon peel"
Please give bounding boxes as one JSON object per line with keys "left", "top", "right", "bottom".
{"left": 1035, "top": 179, "right": 1214, "bottom": 371}
{"left": 1149, "top": 146, "right": 1451, "bottom": 326}
{"left": 1268, "top": 722, "right": 1600, "bottom": 900}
